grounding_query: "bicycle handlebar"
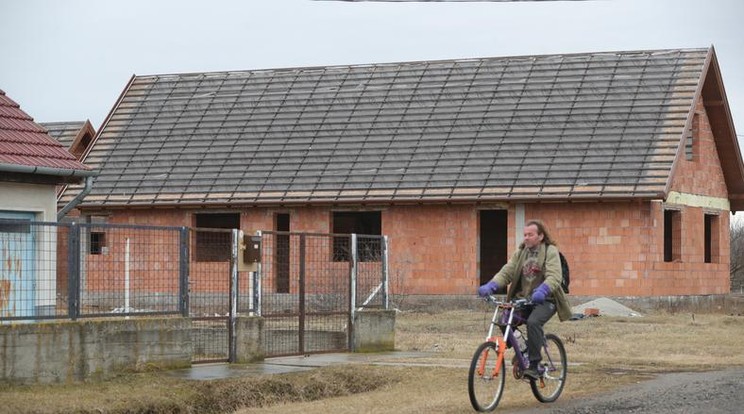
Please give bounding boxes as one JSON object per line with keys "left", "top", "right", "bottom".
{"left": 483, "top": 295, "right": 535, "bottom": 309}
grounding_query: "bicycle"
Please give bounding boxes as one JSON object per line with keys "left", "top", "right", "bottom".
{"left": 468, "top": 295, "right": 567, "bottom": 412}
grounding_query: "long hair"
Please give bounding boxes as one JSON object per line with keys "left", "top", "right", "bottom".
{"left": 525, "top": 219, "right": 558, "bottom": 247}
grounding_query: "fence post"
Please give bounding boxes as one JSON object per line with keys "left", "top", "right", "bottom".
{"left": 299, "top": 233, "right": 306, "bottom": 354}
{"left": 178, "top": 227, "right": 190, "bottom": 317}
{"left": 229, "top": 229, "right": 240, "bottom": 363}
{"left": 254, "top": 231, "right": 262, "bottom": 316}
{"left": 349, "top": 233, "right": 358, "bottom": 322}
{"left": 382, "top": 235, "right": 389, "bottom": 310}
{"left": 253, "top": 265, "right": 261, "bottom": 316}
{"left": 67, "top": 222, "right": 81, "bottom": 321}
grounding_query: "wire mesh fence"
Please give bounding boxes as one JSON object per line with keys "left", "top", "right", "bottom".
{"left": 0, "top": 219, "right": 189, "bottom": 321}
{"left": 76, "top": 223, "right": 187, "bottom": 317}
{"left": 1, "top": 219, "right": 388, "bottom": 359}
{"left": 259, "top": 231, "right": 388, "bottom": 356}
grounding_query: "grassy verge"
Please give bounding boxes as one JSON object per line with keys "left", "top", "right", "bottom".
{"left": 0, "top": 366, "right": 400, "bottom": 414}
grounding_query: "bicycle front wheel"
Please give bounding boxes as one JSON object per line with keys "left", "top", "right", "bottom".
{"left": 530, "top": 333, "right": 567, "bottom": 403}
{"left": 468, "top": 341, "right": 506, "bottom": 412}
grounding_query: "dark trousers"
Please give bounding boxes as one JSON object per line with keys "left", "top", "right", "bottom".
{"left": 526, "top": 301, "right": 556, "bottom": 364}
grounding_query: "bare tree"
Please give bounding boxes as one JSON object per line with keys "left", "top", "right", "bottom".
{"left": 731, "top": 218, "right": 744, "bottom": 294}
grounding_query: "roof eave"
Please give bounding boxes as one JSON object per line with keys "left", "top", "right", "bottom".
{"left": 0, "top": 163, "right": 97, "bottom": 180}
{"left": 73, "top": 192, "right": 665, "bottom": 210}
{"left": 702, "top": 46, "right": 744, "bottom": 212}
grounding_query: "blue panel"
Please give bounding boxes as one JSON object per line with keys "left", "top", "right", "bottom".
{"left": 0, "top": 211, "right": 36, "bottom": 319}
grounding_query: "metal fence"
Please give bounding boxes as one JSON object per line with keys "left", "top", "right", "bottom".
{"left": 1, "top": 218, "right": 388, "bottom": 360}
{"left": 259, "top": 231, "right": 388, "bottom": 356}
{"left": 0, "top": 219, "right": 189, "bottom": 321}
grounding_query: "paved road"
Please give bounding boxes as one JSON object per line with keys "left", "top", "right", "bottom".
{"left": 512, "top": 368, "right": 744, "bottom": 414}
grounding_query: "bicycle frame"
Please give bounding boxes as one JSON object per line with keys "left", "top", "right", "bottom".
{"left": 482, "top": 296, "right": 531, "bottom": 376}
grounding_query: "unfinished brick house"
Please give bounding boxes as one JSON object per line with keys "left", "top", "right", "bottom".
{"left": 60, "top": 46, "right": 744, "bottom": 298}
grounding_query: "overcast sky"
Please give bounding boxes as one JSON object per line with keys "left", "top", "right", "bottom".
{"left": 1, "top": 0, "right": 743, "bottom": 150}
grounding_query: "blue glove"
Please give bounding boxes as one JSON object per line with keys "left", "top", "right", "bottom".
{"left": 478, "top": 281, "right": 500, "bottom": 297}
{"left": 531, "top": 283, "right": 551, "bottom": 304}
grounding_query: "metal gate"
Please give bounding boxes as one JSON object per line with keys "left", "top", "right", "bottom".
{"left": 189, "top": 228, "right": 255, "bottom": 363}
{"left": 257, "top": 231, "right": 388, "bottom": 357}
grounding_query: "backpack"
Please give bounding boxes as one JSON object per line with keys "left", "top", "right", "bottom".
{"left": 542, "top": 249, "right": 570, "bottom": 294}
{"left": 558, "top": 252, "right": 570, "bottom": 294}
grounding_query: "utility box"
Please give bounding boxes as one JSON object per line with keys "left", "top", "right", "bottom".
{"left": 238, "top": 231, "right": 261, "bottom": 272}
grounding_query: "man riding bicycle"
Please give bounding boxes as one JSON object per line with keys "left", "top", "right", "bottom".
{"left": 477, "top": 219, "right": 572, "bottom": 379}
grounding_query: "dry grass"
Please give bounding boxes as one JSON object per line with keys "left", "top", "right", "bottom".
{"left": 0, "top": 367, "right": 398, "bottom": 414}
{"left": 4, "top": 306, "right": 744, "bottom": 413}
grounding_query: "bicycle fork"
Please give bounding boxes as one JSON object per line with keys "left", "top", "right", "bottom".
{"left": 476, "top": 337, "right": 507, "bottom": 377}
{"left": 478, "top": 305, "right": 519, "bottom": 378}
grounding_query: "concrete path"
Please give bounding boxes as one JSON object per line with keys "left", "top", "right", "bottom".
{"left": 168, "top": 351, "right": 441, "bottom": 381}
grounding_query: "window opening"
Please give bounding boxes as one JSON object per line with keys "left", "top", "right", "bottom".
{"left": 685, "top": 113, "right": 700, "bottom": 161}
{"left": 275, "top": 213, "right": 290, "bottom": 293}
{"left": 332, "top": 211, "right": 381, "bottom": 262}
{"left": 704, "top": 214, "right": 719, "bottom": 263}
{"left": 663, "top": 209, "right": 681, "bottom": 262}
{"left": 195, "top": 213, "right": 240, "bottom": 262}
{"left": 89, "top": 232, "right": 106, "bottom": 255}
{"left": 86, "top": 215, "right": 108, "bottom": 255}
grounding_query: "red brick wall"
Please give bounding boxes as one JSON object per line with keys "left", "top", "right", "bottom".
{"left": 669, "top": 99, "right": 729, "bottom": 197}
{"left": 384, "top": 205, "right": 478, "bottom": 295}
{"left": 82, "top": 194, "right": 730, "bottom": 298}
{"left": 525, "top": 202, "right": 729, "bottom": 296}
{"left": 525, "top": 202, "right": 654, "bottom": 296}
{"left": 663, "top": 98, "right": 731, "bottom": 294}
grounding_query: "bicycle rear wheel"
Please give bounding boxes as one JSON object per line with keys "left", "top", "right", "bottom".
{"left": 468, "top": 341, "right": 506, "bottom": 412}
{"left": 530, "top": 333, "right": 567, "bottom": 403}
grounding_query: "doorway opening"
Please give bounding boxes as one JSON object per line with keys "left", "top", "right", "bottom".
{"left": 479, "top": 210, "right": 508, "bottom": 288}
{"left": 275, "top": 213, "right": 290, "bottom": 293}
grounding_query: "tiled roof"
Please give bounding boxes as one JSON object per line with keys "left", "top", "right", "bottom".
{"left": 67, "top": 48, "right": 728, "bottom": 206}
{"left": 0, "top": 90, "right": 92, "bottom": 179}
{"left": 41, "top": 121, "right": 87, "bottom": 149}
{"left": 41, "top": 120, "right": 96, "bottom": 161}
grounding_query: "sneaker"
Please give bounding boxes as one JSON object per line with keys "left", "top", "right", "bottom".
{"left": 523, "top": 367, "right": 540, "bottom": 379}
{"left": 523, "top": 362, "right": 541, "bottom": 379}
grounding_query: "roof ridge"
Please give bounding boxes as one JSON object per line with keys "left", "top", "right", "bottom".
{"left": 131, "top": 47, "right": 711, "bottom": 80}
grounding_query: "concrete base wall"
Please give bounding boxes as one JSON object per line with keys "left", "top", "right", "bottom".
{"left": 353, "top": 309, "right": 395, "bottom": 352}
{"left": 0, "top": 318, "right": 192, "bottom": 384}
{"left": 0, "top": 312, "right": 397, "bottom": 383}
{"left": 234, "top": 316, "right": 264, "bottom": 363}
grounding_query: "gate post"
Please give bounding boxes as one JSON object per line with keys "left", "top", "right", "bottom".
{"left": 178, "top": 227, "right": 190, "bottom": 317}
{"left": 67, "top": 222, "right": 81, "bottom": 321}
{"left": 229, "top": 229, "right": 240, "bottom": 363}
{"left": 299, "top": 233, "right": 306, "bottom": 354}
{"left": 254, "top": 263, "right": 261, "bottom": 317}
{"left": 349, "top": 233, "right": 358, "bottom": 346}
{"left": 382, "top": 235, "right": 389, "bottom": 310}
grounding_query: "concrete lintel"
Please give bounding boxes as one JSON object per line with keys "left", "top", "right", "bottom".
{"left": 666, "top": 191, "right": 730, "bottom": 211}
